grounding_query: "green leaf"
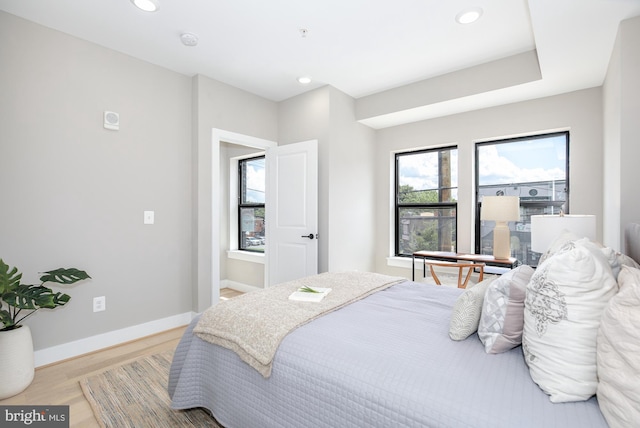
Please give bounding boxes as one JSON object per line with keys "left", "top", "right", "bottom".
{"left": 299, "top": 286, "right": 320, "bottom": 293}
{"left": 39, "top": 268, "right": 91, "bottom": 285}
{"left": 3, "top": 284, "right": 71, "bottom": 310}
{"left": 0, "top": 309, "right": 14, "bottom": 330}
{"left": 0, "top": 259, "right": 22, "bottom": 295}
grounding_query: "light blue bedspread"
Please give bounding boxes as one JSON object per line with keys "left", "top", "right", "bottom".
{"left": 169, "top": 280, "right": 607, "bottom": 428}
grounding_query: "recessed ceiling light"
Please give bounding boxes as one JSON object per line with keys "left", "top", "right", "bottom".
{"left": 180, "top": 32, "right": 199, "bottom": 47}
{"left": 131, "top": 0, "right": 159, "bottom": 12}
{"left": 456, "top": 7, "right": 483, "bottom": 24}
{"left": 297, "top": 76, "right": 312, "bottom": 85}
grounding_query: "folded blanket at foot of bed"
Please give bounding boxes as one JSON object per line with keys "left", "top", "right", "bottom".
{"left": 193, "top": 271, "right": 404, "bottom": 377}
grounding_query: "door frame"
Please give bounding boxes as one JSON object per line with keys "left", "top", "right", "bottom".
{"left": 210, "top": 129, "right": 276, "bottom": 306}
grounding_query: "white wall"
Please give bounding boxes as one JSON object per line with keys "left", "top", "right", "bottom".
{"left": 603, "top": 15, "right": 640, "bottom": 251}
{"left": 0, "top": 12, "right": 192, "bottom": 350}
{"left": 374, "top": 88, "right": 604, "bottom": 278}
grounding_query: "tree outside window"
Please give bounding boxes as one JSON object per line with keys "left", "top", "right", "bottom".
{"left": 395, "top": 147, "right": 458, "bottom": 256}
{"left": 239, "top": 156, "right": 265, "bottom": 252}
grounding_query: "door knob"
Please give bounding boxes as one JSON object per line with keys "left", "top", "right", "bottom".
{"left": 301, "top": 234, "right": 315, "bottom": 239}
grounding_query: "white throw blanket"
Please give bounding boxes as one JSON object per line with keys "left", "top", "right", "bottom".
{"left": 194, "top": 271, "right": 405, "bottom": 377}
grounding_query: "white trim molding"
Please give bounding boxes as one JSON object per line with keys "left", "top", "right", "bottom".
{"left": 221, "top": 279, "right": 262, "bottom": 293}
{"left": 34, "top": 312, "right": 196, "bottom": 367}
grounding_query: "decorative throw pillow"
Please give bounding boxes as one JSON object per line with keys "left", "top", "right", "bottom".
{"left": 478, "top": 265, "right": 535, "bottom": 354}
{"left": 597, "top": 266, "right": 640, "bottom": 428}
{"left": 522, "top": 239, "right": 617, "bottom": 402}
{"left": 537, "top": 229, "right": 581, "bottom": 266}
{"left": 449, "top": 277, "right": 495, "bottom": 341}
{"left": 588, "top": 238, "right": 640, "bottom": 280}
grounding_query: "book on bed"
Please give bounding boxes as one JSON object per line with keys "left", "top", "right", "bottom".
{"left": 288, "top": 287, "right": 331, "bottom": 302}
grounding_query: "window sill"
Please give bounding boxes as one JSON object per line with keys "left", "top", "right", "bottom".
{"left": 227, "top": 250, "right": 265, "bottom": 264}
{"left": 386, "top": 256, "right": 414, "bottom": 269}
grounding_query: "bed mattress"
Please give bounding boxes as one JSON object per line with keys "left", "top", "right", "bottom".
{"left": 168, "top": 280, "right": 607, "bottom": 427}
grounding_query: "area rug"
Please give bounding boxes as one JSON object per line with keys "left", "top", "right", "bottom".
{"left": 80, "top": 350, "right": 222, "bottom": 428}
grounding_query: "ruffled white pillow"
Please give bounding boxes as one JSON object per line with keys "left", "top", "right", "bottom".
{"left": 523, "top": 238, "right": 617, "bottom": 402}
{"left": 597, "top": 266, "right": 640, "bottom": 427}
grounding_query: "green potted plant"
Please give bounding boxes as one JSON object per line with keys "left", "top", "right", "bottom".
{"left": 0, "top": 259, "right": 91, "bottom": 399}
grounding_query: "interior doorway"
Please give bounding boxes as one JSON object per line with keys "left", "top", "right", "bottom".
{"left": 211, "top": 129, "right": 277, "bottom": 306}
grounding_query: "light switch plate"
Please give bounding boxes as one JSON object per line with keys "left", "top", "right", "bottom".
{"left": 144, "top": 211, "right": 154, "bottom": 224}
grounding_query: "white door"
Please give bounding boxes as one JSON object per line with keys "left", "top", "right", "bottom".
{"left": 266, "top": 140, "right": 318, "bottom": 286}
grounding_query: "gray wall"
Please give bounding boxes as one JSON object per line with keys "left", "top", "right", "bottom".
{"left": 278, "top": 87, "right": 377, "bottom": 274}
{"left": 278, "top": 88, "right": 332, "bottom": 272}
{"left": 375, "top": 88, "right": 604, "bottom": 277}
{"left": 603, "top": 15, "right": 640, "bottom": 251}
{"left": 192, "top": 75, "right": 277, "bottom": 310}
{"left": 0, "top": 12, "right": 192, "bottom": 349}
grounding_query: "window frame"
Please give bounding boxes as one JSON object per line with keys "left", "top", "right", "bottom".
{"left": 394, "top": 146, "right": 458, "bottom": 257}
{"left": 474, "top": 131, "right": 570, "bottom": 264}
{"left": 238, "top": 155, "right": 266, "bottom": 253}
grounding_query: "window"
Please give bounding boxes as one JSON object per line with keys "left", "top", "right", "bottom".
{"left": 238, "top": 156, "right": 265, "bottom": 252}
{"left": 395, "top": 147, "right": 458, "bottom": 256}
{"left": 475, "top": 132, "right": 569, "bottom": 265}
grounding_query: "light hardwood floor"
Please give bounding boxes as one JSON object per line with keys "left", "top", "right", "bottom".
{"left": 0, "top": 288, "right": 243, "bottom": 427}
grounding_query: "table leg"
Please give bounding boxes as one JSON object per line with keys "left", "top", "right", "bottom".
{"left": 412, "top": 254, "right": 415, "bottom": 281}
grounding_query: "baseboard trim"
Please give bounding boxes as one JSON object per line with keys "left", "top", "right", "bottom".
{"left": 34, "top": 311, "right": 196, "bottom": 367}
{"left": 221, "top": 279, "right": 262, "bottom": 293}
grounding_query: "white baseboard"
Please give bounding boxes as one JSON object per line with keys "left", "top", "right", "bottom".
{"left": 34, "top": 311, "right": 196, "bottom": 367}
{"left": 221, "top": 279, "right": 262, "bottom": 293}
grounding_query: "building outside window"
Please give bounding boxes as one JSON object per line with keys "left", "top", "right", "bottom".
{"left": 475, "top": 132, "right": 569, "bottom": 265}
{"left": 239, "top": 156, "right": 265, "bottom": 252}
{"left": 395, "top": 147, "right": 458, "bottom": 256}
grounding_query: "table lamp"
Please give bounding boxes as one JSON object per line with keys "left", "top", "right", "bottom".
{"left": 481, "top": 195, "right": 520, "bottom": 259}
{"left": 530, "top": 214, "right": 596, "bottom": 253}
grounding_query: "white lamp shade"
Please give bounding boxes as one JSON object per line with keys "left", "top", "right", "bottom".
{"left": 530, "top": 214, "right": 596, "bottom": 253}
{"left": 481, "top": 196, "right": 520, "bottom": 222}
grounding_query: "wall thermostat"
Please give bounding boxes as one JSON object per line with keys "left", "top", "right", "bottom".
{"left": 104, "top": 111, "right": 120, "bottom": 130}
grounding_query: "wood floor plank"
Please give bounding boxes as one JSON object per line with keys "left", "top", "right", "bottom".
{"left": 0, "top": 288, "right": 244, "bottom": 427}
{"left": 0, "top": 326, "right": 187, "bottom": 427}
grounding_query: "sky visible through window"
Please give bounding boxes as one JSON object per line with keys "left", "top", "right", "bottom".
{"left": 398, "top": 149, "right": 458, "bottom": 197}
{"left": 398, "top": 135, "right": 566, "bottom": 193}
{"left": 478, "top": 135, "right": 566, "bottom": 186}
{"left": 244, "top": 157, "right": 265, "bottom": 203}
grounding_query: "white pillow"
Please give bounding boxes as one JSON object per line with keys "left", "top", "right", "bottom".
{"left": 537, "top": 229, "right": 581, "bottom": 266}
{"left": 448, "top": 277, "right": 495, "bottom": 341}
{"left": 597, "top": 266, "right": 640, "bottom": 427}
{"left": 522, "top": 239, "right": 617, "bottom": 402}
{"left": 478, "top": 265, "right": 535, "bottom": 354}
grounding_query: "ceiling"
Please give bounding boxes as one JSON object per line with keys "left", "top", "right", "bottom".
{"left": 1, "top": 0, "right": 639, "bottom": 128}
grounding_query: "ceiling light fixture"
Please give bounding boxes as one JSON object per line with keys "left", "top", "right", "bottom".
{"left": 297, "top": 76, "right": 312, "bottom": 85}
{"left": 180, "top": 32, "right": 199, "bottom": 47}
{"left": 131, "top": 0, "right": 159, "bottom": 12}
{"left": 456, "top": 7, "right": 483, "bottom": 24}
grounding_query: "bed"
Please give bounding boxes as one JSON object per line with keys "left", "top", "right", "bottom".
{"left": 168, "top": 231, "right": 640, "bottom": 428}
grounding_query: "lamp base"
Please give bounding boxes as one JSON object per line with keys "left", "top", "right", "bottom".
{"left": 493, "top": 222, "right": 511, "bottom": 260}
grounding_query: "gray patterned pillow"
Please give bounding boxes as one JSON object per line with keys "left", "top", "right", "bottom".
{"left": 449, "top": 277, "right": 495, "bottom": 341}
{"left": 478, "top": 265, "right": 534, "bottom": 353}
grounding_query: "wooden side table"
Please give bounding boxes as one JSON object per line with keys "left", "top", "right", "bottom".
{"left": 411, "top": 251, "right": 518, "bottom": 281}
